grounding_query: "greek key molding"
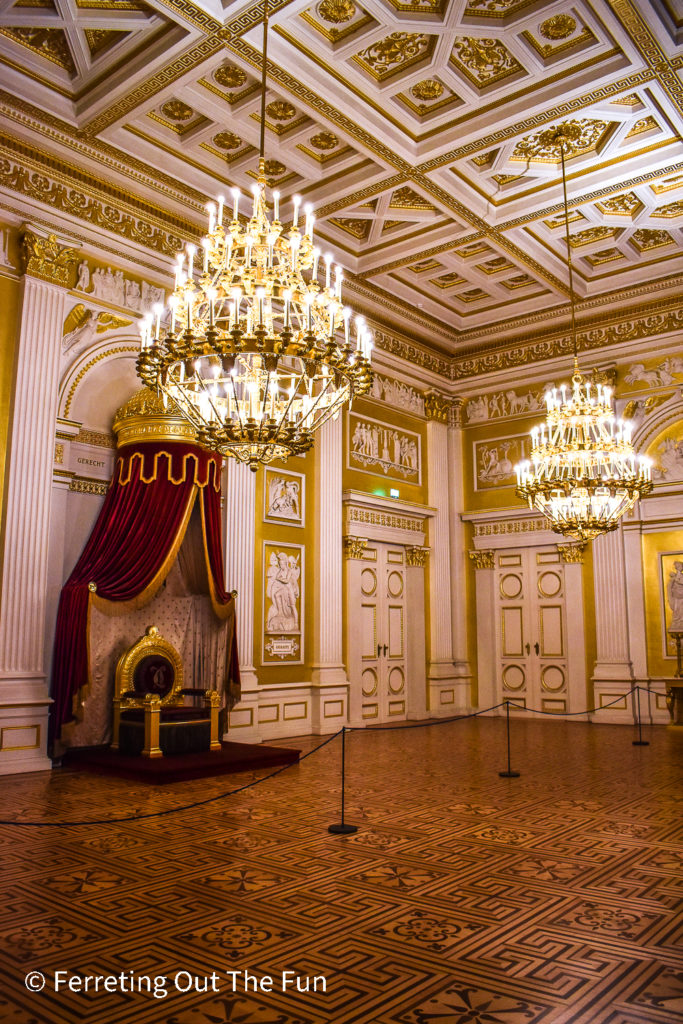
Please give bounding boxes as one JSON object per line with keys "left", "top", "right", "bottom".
{"left": 468, "top": 549, "right": 495, "bottom": 569}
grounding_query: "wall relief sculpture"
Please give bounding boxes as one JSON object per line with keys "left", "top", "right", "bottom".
{"left": 263, "top": 543, "right": 303, "bottom": 664}
{"left": 264, "top": 468, "right": 304, "bottom": 526}
{"left": 474, "top": 435, "right": 529, "bottom": 490}
{"left": 348, "top": 412, "right": 421, "bottom": 483}
{"left": 466, "top": 384, "right": 554, "bottom": 422}
{"left": 624, "top": 358, "right": 683, "bottom": 389}
{"left": 653, "top": 434, "right": 683, "bottom": 482}
{"left": 75, "top": 259, "right": 166, "bottom": 312}
{"left": 369, "top": 373, "right": 424, "bottom": 416}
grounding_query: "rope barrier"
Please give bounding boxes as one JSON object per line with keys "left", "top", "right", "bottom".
{"left": 0, "top": 684, "right": 665, "bottom": 828}
{"left": 0, "top": 729, "right": 343, "bottom": 828}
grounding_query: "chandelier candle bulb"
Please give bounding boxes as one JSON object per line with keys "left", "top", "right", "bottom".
{"left": 231, "top": 188, "right": 240, "bottom": 221}
{"left": 217, "top": 195, "right": 225, "bottom": 225}
{"left": 292, "top": 195, "right": 301, "bottom": 228}
{"left": 273, "top": 190, "right": 280, "bottom": 222}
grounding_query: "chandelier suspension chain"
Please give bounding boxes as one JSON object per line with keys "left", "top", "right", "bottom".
{"left": 259, "top": 0, "right": 268, "bottom": 164}
{"left": 559, "top": 141, "right": 578, "bottom": 369}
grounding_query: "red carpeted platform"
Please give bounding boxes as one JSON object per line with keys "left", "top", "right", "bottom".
{"left": 63, "top": 741, "right": 300, "bottom": 784}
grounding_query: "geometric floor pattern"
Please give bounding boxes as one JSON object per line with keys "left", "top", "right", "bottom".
{"left": 0, "top": 717, "right": 681, "bottom": 1024}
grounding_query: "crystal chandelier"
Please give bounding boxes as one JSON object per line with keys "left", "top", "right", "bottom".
{"left": 514, "top": 126, "right": 652, "bottom": 542}
{"left": 136, "top": 0, "right": 372, "bottom": 470}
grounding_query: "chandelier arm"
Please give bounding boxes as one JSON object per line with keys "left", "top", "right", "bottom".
{"left": 259, "top": 0, "right": 269, "bottom": 165}
{"left": 559, "top": 142, "right": 578, "bottom": 371}
{"left": 258, "top": 368, "right": 273, "bottom": 443}
{"left": 229, "top": 369, "right": 246, "bottom": 435}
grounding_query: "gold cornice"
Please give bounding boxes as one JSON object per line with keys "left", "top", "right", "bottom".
{"left": 0, "top": 91, "right": 208, "bottom": 211}
{"left": 0, "top": 133, "right": 200, "bottom": 255}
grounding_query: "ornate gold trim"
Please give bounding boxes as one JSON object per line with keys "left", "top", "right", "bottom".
{"left": 405, "top": 545, "right": 429, "bottom": 567}
{"left": 557, "top": 543, "right": 586, "bottom": 564}
{"left": 343, "top": 535, "right": 368, "bottom": 559}
{"left": 469, "top": 549, "right": 495, "bottom": 569}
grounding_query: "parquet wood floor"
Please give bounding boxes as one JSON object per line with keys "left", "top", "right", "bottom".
{"left": 0, "top": 717, "right": 681, "bottom": 1024}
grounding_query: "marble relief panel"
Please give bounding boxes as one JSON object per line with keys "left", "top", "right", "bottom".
{"left": 348, "top": 412, "right": 421, "bottom": 484}
{"left": 262, "top": 542, "right": 304, "bottom": 665}
{"left": 263, "top": 467, "right": 304, "bottom": 527}
{"left": 473, "top": 434, "right": 530, "bottom": 491}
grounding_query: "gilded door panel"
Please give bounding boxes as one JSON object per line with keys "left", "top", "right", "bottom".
{"left": 539, "top": 605, "right": 563, "bottom": 657}
{"left": 387, "top": 605, "right": 404, "bottom": 658}
{"left": 501, "top": 606, "right": 524, "bottom": 658}
{"left": 361, "top": 604, "right": 377, "bottom": 660}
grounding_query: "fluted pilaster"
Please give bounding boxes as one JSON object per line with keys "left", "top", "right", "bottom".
{"left": 592, "top": 527, "right": 633, "bottom": 675}
{"left": 312, "top": 416, "right": 346, "bottom": 685}
{"left": 0, "top": 240, "right": 77, "bottom": 773}
{"left": 425, "top": 414, "right": 456, "bottom": 702}
{"left": 447, "top": 410, "right": 472, "bottom": 705}
{"left": 223, "top": 459, "right": 258, "bottom": 686}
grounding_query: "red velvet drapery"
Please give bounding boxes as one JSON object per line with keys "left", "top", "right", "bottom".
{"left": 50, "top": 441, "right": 239, "bottom": 745}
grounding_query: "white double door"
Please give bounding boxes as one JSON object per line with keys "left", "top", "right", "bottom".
{"left": 495, "top": 546, "right": 580, "bottom": 714}
{"left": 358, "top": 542, "right": 408, "bottom": 723}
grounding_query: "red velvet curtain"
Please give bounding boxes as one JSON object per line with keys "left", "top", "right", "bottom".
{"left": 50, "top": 442, "right": 238, "bottom": 745}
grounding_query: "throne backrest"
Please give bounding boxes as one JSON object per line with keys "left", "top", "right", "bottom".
{"left": 114, "top": 625, "right": 183, "bottom": 707}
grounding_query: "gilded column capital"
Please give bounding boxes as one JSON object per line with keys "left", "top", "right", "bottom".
{"left": 423, "top": 390, "right": 450, "bottom": 424}
{"left": 343, "top": 535, "right": 368, "bottom": 559}
{"left": 20, "top": 227, "right": 79, "bottom": 286}
{"left": 448, "top": 397, "right": 464, "bottom": 429}
{"left": 469, "top": 549, "right": 495, "bottom": 570}
{"left": 405, "top": 545, "right": 429, "bottom": 567}
{"left": 558, "top": 543, "right": 585, "bottom": 564}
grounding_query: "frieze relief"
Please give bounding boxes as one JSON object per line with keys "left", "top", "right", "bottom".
{"left": 368, "top": 373, "right": 425, "bottom": 416}
{"left": 74, "top": 260, "right": 166, "bottom": 312}
{"left": 623, "top": 358, "right": 683, "bottom": 390}
{"left": 466, "top": 384, "right": 554, "bottom": 423}
{"left": 264, "top": 468, "right": 304, "bottom": 526}
{"left": 348, "top": 412, "right": 421, "bottom": 484}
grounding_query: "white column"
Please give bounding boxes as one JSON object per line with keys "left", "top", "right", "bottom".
{"left": 404, "top": 548, "right": 428, "bottom": 719}
{"left": 223, "top": 458, "right": 262, "bottom": 741}
{"left": 447, "top": 401, "right": 472, "bottom": 709}
{"left": 424, "top": 395, "right": 457, "bottom": 712}
{"left": 311, "top": 416, "right": 348, "bottom": 733}
{"left": 591, "top": 525, "right": 636, "bottom": 723}
{"left": 0, "top": 228, "right": 78, "bottom": 774}
{"left": 469, "top": 550, "right": 497, "bottom": 712}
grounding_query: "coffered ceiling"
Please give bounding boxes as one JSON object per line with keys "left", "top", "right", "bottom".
{"left": 0, "top": 0, "right": 681, "bottom": 355}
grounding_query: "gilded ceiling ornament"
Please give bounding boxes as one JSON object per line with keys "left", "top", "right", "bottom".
{"left": 310, "top": 131, "right": 338, "bottom": 150}
{"left": 329, "top": 217, "right": 371, "bottom": 239}
{"left": 266, "top": 99, "right": 296, "bottom": 120}
{"left": 390, "top": 185, "right": 434, "bottom": 210}
{"left": 317, "top": 0, "right": 356, "bottom": 23}
{"left": 513, "top": 119, "right": 610, "bottom": 161}
{"left": 539, "top": 14, "right": 576, "bottom": 40}
{"left": 356, "top": 32, "right": 432, "bottom": 80}
{"left": 450, "top": 36, "right": 522, "bottom": 86}
{"left": 213, "top": 131, "right": 242, "bottom": 149}
{"left": 595, "top": 191, "right": 641, "bottom": 216}
{"left": 652, "top": 201, "right": 683, "bottom": 218}
{"left": 464, "top": 0, "right": 521, "bottom": 11}
{"left": 213, "top": 63, "right": 247, "bottom": 88}
{"left": 20, "top": 230, "right": 79, "bottom": 286}
{"left": 1, "top": 26, "right": 75, "bottom": 75}
{"left": 431, "top": 272, "right": 465, "bottom": 288}
{"left": 626, "top": 115, "right": 658, "bottom": 137}
{"left": 569, "top": 226, "right": 614, "bottom": 247}
{"left": 631, "top": 228, "right": 674, "bottom": 251}
{"left": 411, "top": 79, "right": 444, "bottom": 101}
{"left": 264, "top": 159, "right": 286, "bottom": 175}
{"left": 84, "top": 28, "right": 124, "bottom": 58}
{"left": 160, "top": 99, "right": 194, "bottom": 121}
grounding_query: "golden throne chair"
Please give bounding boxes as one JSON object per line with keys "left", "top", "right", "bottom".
{"left": 111, "top": 626, "right": 221, "bottom": 758}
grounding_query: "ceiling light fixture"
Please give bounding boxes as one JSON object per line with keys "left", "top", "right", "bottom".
{"left": 136, "top": 0, "right": 372, "bottom": 470}
{"left": 514, "top": 125, "right": 652, "bottom": 541}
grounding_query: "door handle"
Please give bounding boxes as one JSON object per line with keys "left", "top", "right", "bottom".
{"left": 525, "top": 642, "right": 530, "bottom": 654}
{"left": 534, "top": 642, "right": 540, "bottom": 655}
{"left": 383, "top": 644, "right": 388, "bottom": 656}
{"left": 377, "top": 643, "right": 381, "bottom": 658}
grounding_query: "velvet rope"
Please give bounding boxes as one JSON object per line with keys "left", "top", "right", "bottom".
{"left": 49, "top": 441, "right": 236, "bottom": 746}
